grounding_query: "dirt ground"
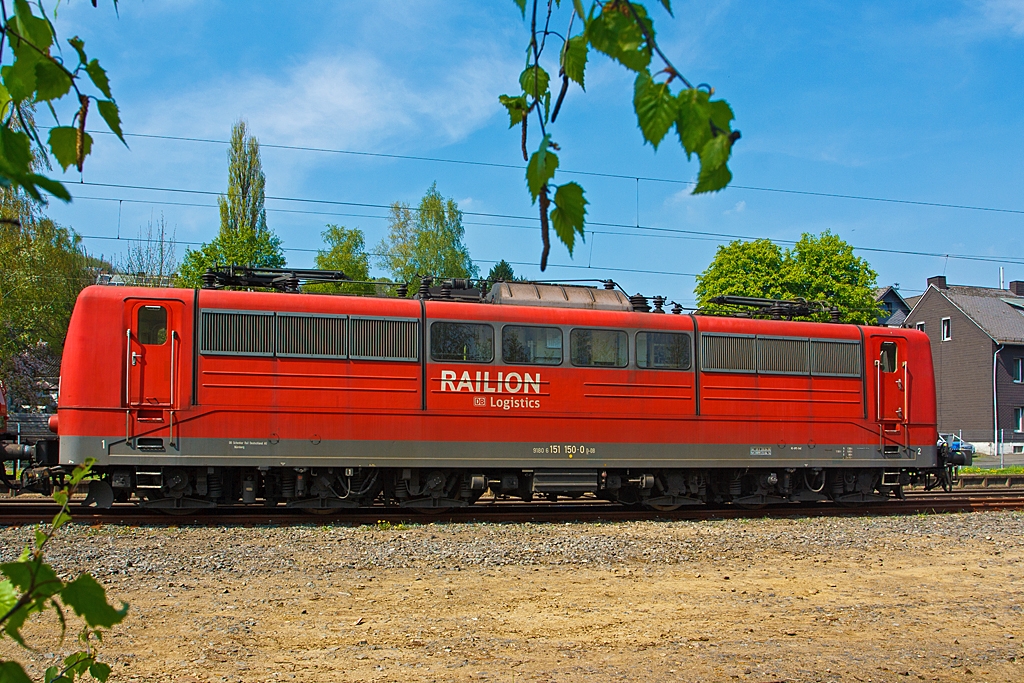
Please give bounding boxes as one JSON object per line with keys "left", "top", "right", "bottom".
{"left": 2, "top": 511, "right": 1022, "bottom": 683}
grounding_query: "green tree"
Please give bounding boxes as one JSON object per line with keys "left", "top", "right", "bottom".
{"left": 502, "top": 1, "right": 739, "bottom": 269}
{"left": 694, "top": 231, "right": 881, "bottom": 324}
{"left": 178, "top": 120, "right": 284, "bottom": 286}
{"left": 0, "top": 189, "right": 90, "bottom": 410}
{"left": 375, "top": 183, "right": 478, "bottom": 289}
{"left": 694, "top": 239, "right": 785, "bottom": 316}
{"left": 486, "top": 259, "right": 518, "bottom": 283}
{"left": 782, "top": 231, "right": 880, "bottom": 324}
{"left": 305, "top": 224, "right": 375, "bottom": 295}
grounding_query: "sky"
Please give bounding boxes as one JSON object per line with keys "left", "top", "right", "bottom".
{"left": 39, "top": 0, "right": 1024, "bottom": 307}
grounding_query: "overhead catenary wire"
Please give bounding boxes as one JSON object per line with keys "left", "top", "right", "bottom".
{"left": 89, "top": 130, "right": 1024, "bottom": 218}
{"left": 68, "top": 182, "right": 1024, "bottom": 267}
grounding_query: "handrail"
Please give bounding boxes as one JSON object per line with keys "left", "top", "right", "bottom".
{"left": 170, "top": 330, "right": 178, "bottom": 409}
{"left": 170, "top": 329, "right": 178, "bottom": 450}
{"left": 875, "top": 358, "right": 881, "bottom": 421}
{"left": 902, "top": 360, "right": 909, "bottom": 424}
{"left": 125, "top": 328, "right": 132, "bottom": 407}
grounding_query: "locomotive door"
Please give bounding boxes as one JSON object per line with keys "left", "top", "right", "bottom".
{"left": 873, "top": 339, "right": 908, "bottom": 426}
{"left": 124, "top": 299, "right": 185, "bottom": 449}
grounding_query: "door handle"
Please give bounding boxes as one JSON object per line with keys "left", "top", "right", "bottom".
{"left": 131, "top": 351, "right": 139, "bottom": 366}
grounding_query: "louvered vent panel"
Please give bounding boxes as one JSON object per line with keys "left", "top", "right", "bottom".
{"left": 200, "top": 311, "right": 275, "bottom": 356}
{"left": 700, "top": 334, "right": 756, "bottom": 372}
{"left": 349, "top": 317, "right": 418, "bottom": 361}
{"left": 756, "top": 337, "right": 809, "bottom": 374}
{"left": 810, "top": 340, "right": 861, "bottom": 377}
{"left": 277, "top": 314, "right": 347, "bottom": 358}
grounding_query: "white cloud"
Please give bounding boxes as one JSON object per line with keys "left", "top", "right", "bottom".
{"left": 666, "top": 187, "right": 698, "bottom": 205}
{"left": 725, "top": 200, "right": 746, "bottom": 214}
{"left": 138, "top": 50, "right": 517, "bottom": 153}
{"left": 980, "top": 0, "right": 1024, "bottom": 34}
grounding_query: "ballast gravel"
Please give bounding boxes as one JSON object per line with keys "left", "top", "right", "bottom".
{"left": 1, "top": 511, "right": 1022, "bottom": 682}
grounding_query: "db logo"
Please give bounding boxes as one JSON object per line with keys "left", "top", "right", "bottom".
{"left": 473, "top": 396, "right": 486, "bottom": 407}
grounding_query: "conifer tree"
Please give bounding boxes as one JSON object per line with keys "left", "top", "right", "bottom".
{"left": 178, "top": 121, "right": 284, "bottom": 286}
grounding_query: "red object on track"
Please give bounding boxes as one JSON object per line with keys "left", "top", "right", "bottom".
{"left": 45, "top": 281, "right": 943, "bottom": 510}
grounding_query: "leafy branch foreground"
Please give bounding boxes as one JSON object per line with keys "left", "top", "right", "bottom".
{"left": 0, "top": 460, "right": 127, "bottom": 683}
{"left": 0, "top": 0, "right": 124, "bottom": 202}
{"left": 503, "top": 0, "right": 740, "bottom": 269}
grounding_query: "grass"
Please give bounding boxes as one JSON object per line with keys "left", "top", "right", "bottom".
{"left": 959, "top": 466, "right": 1024, "bottom": 475}
{"left": 362, "top": 520, "right": 409, "bottom": 531}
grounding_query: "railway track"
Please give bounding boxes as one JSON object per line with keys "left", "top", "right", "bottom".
{"left": 1, "top": 489, "right": 1022, "bottom": 526}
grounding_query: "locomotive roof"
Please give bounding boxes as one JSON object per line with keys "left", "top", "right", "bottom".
{"left": 486, "top": 282, "right": 632, "bottom": 311}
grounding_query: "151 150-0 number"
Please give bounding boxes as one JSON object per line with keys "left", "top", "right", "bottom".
{"left": 533, "top": 444, "right": 597, "bottom": 455}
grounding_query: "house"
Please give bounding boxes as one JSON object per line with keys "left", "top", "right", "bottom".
{"left": 904, "top": 276, "right": 1024, "bottom": 456}
{"left": 875, "top": 286, "right": 911, "bottom": 327}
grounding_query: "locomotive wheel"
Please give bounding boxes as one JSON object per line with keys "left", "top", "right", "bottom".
{"left": 646, "top": 502, "right": 683, "bottom": 512}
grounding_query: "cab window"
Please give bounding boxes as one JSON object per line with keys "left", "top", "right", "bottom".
{"left": 879, "top": 341, "right": 898, "bottom": 373}
{"left": 138, "top": 306, "right": 167, "bottom": 345}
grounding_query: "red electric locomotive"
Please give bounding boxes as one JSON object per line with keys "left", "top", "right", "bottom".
{"left": 18, "top": 273, "right": 957, "bottom": 511}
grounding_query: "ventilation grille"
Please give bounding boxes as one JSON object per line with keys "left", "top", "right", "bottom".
{"left": 701, "top": 334, "right": 756, "bottom": 373}
{"left": 200, "top": 310, "right": 418, "bottom": 361}
{"left": 757, "top": 337, "right": 809, "bottom": 374}
{"left": 350, "top": 317, "right": 419, "bottom": 361}
{"left": 201, "top": 311, "right": 275, "bottom": 356}
{"left": 702, "top": 333, "right": 862, "bottom": 377}
{"left": 810, "top": 340, "right": 861, "bottom": 377}
{"left": 277, "top": 314, "right": 347, "bottom": 358}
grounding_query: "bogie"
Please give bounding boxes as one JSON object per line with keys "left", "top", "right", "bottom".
{"left": 79, "top": 464, "right": 913, "bottom": 512}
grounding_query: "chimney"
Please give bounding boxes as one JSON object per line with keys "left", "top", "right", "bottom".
{"left": 1010, "top": 280, "right": 1024, "bottom": 297}
{"left": 927, "top": 275, "right": 947, "bottom": 290}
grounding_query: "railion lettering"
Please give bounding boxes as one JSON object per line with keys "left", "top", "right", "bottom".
{"left": 439, "top": 370, "right": 542, "bottom": 394}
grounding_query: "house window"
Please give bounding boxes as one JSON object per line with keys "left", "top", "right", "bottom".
{"left": 1016, "top": 407, "right": 1024, "bottom": 433}
{"left": 941, "top": 317, "right": 951, "bottom": 341}
{"left": 915, "top": 322, "right": 925, "bottom": 332}
{"left": 1014, "top": 358, "right": 1023, "bottom": 383}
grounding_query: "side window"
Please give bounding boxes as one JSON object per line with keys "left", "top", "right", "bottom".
{"left": 636, "top": 331, "right": 691, "bottom": 370}
{"left": 503, "top": 325, "right": 562, "bottom": 365}
{"left": 138, "top": 306, "right": 167, "bottom": 345}
{"left": 941, "top": 317, "right": 951, "bottom": 341}
{"left": 1013, "top": 358, "right": 1022, "bottom": 383}
{"left": 570, "top": 328, "right": 628, "bottom": 368}
{"left": 430, "top": 322, "right": 494, "bottom": 362}
{"left": 915, "top": 322, "right": 925, "bottom": 332}
{"left": 879, "top": 341, "right": 898, "bottom": 373}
